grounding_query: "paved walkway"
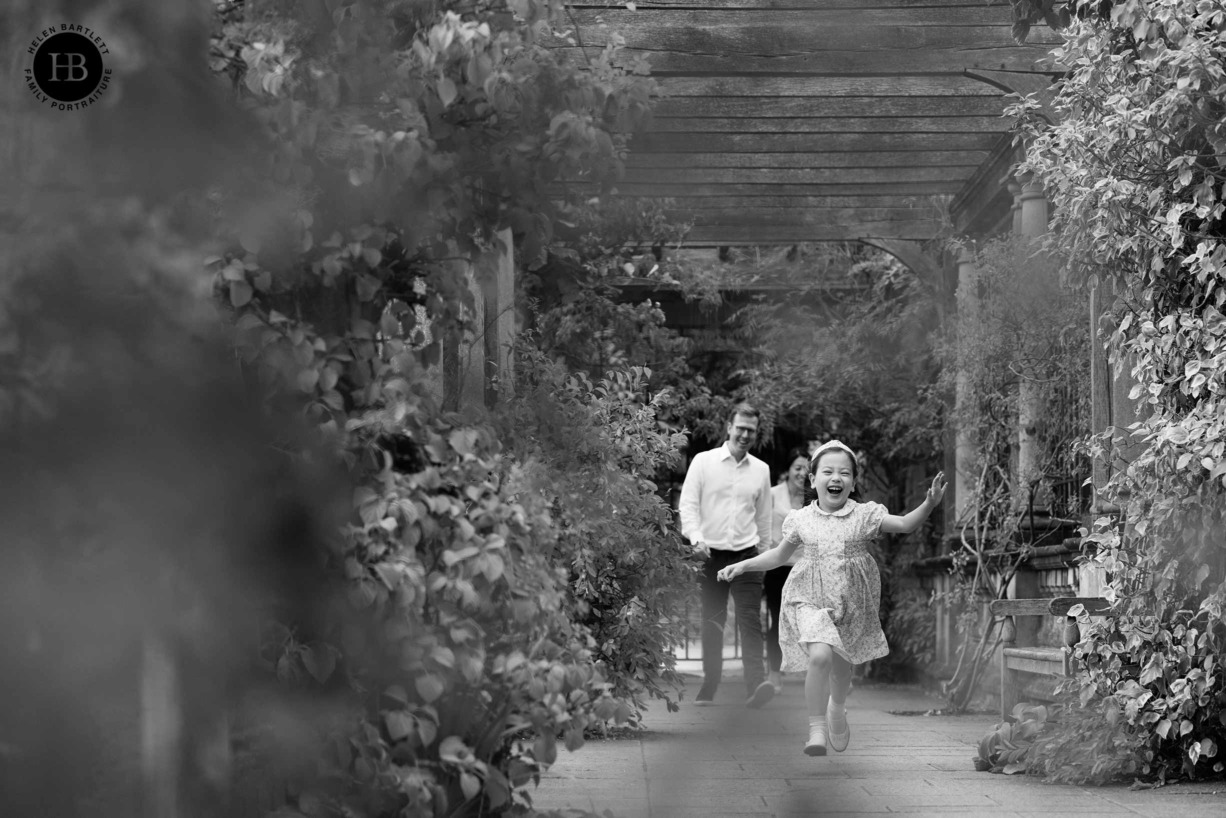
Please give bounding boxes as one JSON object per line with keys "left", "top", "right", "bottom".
{"left": 533, "top": 675, "right": 1226, "bottom": 817}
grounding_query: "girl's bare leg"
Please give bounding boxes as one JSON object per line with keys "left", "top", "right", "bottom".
{"left": 803, "top": 643, "right": 834, "bottom": 755}
{"left": 827, "top": 652, "right": 854, "bottom": 752}
{"left": 829, "top": 652, "right": 853, "bottom": 705}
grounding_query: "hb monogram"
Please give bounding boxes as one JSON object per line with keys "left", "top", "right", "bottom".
{"left": 47, "top": 52, "right": 89, "bottom": 82}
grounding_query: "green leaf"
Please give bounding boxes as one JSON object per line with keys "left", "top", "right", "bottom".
{"left": 297, "top": 367, "right": 320, "bottom": 392}
{"left": 533, "top": 732, "right": 557, "bottom": 766}
{"left": 385, "top": 710, "right": 414, "bottom": 741}
{"left": 459, "top": 770, "right": 481, "bottom": 800}
{"left": 229, "top": 280, "right": 254, "bottom": 307}
{"left": 438, "top": 77, "right": 458, "bottom": 107}
{"left": 301, "top": 644, "right": 336, "bottom": 684}
{"left": 483, "top": 768, "right": 510, "bottom": 809}
{"left": 416, "top": 673, "right": 445, "bottom": 703}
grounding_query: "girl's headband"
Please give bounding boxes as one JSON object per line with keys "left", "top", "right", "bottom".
{"left": 809, "top": 440, "right": 856, "bottom": 464}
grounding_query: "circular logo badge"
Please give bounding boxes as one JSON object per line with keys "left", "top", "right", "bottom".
{"left": 25, "top": 26, "right": 112, "bottom": 110}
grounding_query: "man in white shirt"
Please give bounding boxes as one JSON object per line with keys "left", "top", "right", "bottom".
{"left": 679, "top": 403, "right": 775, "bottom": 708}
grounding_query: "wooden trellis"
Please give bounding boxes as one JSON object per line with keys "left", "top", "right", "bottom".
{"left": 555, "top": 1, "right": 1060, "bottom": 244}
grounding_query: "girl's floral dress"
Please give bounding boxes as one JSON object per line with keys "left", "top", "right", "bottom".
{"left": 778, "top": 499, "right": 889, "bottom": 669}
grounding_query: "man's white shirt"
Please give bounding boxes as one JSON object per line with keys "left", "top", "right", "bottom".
{"left": 679, "top": 443, "right": 772, "bottom": 552}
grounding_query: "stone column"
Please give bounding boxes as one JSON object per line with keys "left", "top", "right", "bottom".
{"left": 954, "top": 245, "right": 980, "bottom": 526}
{"left": 442, "top": 254, "right": 486, "bottom": 413}
{"left": 1018, "top": 177, "right": 1048, "bottom": 239}
{"left": 1008, "top": 179, "right": 1023, "bottom": 235}
{"left": 480, "top": 227, "right": 516, "bottom": 405}
{"left": 1015, "top": 175, "right": 1048, "bottom": 520}
{"left": 1088, "top": 284, "right": 1113, "bottom": 509}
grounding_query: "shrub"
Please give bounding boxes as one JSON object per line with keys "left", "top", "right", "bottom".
{"left": 253, "top": 407, "right": 629, "bottom": 817}
{"left": 503, "top": 350, "right": 692, "bottom": 715}
{"left": 1015, "top": 1, "right": 1226, "bottom": 782}
{"left": 1024, "top": 692, "right": 1144, "bottom": 784}
{"left": 975, "top": 703, "right": 1051, "bottom": 775}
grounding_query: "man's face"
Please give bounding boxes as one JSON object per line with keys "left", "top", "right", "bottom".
{"left": 725, "top": 412, "right": 759, "bottom": 458}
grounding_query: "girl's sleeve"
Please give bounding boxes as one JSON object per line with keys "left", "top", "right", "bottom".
{"left": 780, "top": 508, "right": 803, "bottom": 547}
{"left": 865, "top": 501, "right": 888, "bottom": 538}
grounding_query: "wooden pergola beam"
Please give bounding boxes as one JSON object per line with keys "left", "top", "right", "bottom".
{"left": 548, "top": 1, "right": 1056, "bottom": 246}
{"left": 682, "top": 221, "right": 942, "bottom": 245}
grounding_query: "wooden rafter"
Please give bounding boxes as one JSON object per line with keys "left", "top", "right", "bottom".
{"left": 554, "top": 1, "right": 1062, "bottom": 246}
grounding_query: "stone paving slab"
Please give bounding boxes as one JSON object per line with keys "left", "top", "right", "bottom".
{"left": 534, "top": 676, "right": 1226, "bottom": 817}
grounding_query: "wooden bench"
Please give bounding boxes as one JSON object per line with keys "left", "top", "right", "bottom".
{"left": 988, "top": 596, "right": 1115, "bottom": 720}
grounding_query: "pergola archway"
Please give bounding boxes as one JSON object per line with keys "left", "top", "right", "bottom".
{"left": 561, "top": 1, "right": 1059, "bottom": 245}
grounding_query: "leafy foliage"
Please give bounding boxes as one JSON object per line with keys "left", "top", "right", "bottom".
{"left": 944, "top": 235, "right": 1089, "bottom": 524}
{"left": 880, "top": 588, "right": 937, "bottom": 678}
{"left": 974, "top": 703, "right": 1051, "bottom": 775}
{"left": 741, "top": 248, "right": 946, "bottom": 473}
{"left": 931, "top": 235, "right": 1090, "bottom": 712}
{"left": 1015, "top": 0, "right": 1226, "bottom": 782}
{"left": 1024, "top": 691, "right": 1145, "bottom": 783}
{"left": 503, "top": 353, "right": 692, "bottom": 714}
{"left": 204, "top": 0, "right": 670, "bottom": 814}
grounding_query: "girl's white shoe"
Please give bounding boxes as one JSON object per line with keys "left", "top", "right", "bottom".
{"left": 803, "top": 720, "right": 828, "bottom": 756}
{"left": 828, "top": 706, "right": 850, "bottom": 752}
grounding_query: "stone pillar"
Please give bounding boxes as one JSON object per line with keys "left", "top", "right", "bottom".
{"left": 1019, "top": 177, "right": 1049, "bottom": 239}
{"left": 1008, "top": 179, "right": 1023, "bottom": 235}
{"left": 442, "top": 254, "right": 486, "bottom": 413}
{"left": 954, "top": 245, "right": 979, "bottom": 526}
{"left": 1088, "top": 284, "right": 1113, "bottom": 509}
{"left": 480, "top": 227, "right": 516, "bottom": 406}
{"left": 1015, "top": 174, "right": 1048, "bottom": 520}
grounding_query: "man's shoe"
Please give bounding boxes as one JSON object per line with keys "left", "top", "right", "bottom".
{"left": 694, "top": 682, "right": 717, "bottom": 706}
{"left": 828, "top": 707, "right": 850, "bottom": 752}
{"left": 745, "top": 680, "right": 775, "bottom": 709}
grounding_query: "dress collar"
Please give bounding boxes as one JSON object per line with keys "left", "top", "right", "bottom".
{"left": 813, "top": 499, "right": 857, "bottom": 518}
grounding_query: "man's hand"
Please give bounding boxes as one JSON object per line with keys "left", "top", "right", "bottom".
{"left": 691, "top": 539, "right": 710, "bottom": 560}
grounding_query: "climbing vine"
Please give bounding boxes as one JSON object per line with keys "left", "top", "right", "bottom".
{"left": 209, "top": 0, "right": 665, "bottom": 814}
{"left": 1016, "top": 0, "right": 1226, "bottom": 781}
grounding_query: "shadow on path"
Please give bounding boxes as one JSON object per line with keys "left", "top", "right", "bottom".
{"left": 533, "top": 676, "right": 1226, "bottom": 817}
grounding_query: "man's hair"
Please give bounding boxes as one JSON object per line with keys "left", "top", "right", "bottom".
{"left": 727, "top": 402, "right": 760, "bottom": 424}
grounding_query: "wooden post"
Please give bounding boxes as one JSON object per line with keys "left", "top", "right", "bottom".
{"left": 1062, "top": 616, "right": 1081, "bottom": 677}
{"left": 999, "top": 614, "right": 1017, "bottom": 721}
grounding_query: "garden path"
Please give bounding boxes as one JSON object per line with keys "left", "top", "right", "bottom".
{"left": 533, "top": 675, "right": 1226, "bottom": 817}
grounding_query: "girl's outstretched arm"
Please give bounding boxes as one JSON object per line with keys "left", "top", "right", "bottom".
{"left": 880, "top": 471, "right": 947, "bottom": 535}
{"left": 717, "top": 537, "right": 800, "bottom": 581}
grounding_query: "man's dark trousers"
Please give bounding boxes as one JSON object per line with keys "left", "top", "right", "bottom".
{"left": 700, "top": 547, "right": 766, "bottom": 696}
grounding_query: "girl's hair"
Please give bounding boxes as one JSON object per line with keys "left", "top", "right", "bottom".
{"left": 809, "top": 441, "right": 859, "bottom": 482}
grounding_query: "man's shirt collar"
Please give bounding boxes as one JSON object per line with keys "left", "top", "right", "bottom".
{"left": 720, "top": 443, "right": 750, "bottom": 465}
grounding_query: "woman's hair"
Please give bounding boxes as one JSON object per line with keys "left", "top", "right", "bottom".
{"left": 777, "top": 446, "right": 810, "bottom": 485}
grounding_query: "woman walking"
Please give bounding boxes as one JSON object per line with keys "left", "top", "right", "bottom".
{"left": 765, "top": 446, "right": 809, "bottom": 692}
